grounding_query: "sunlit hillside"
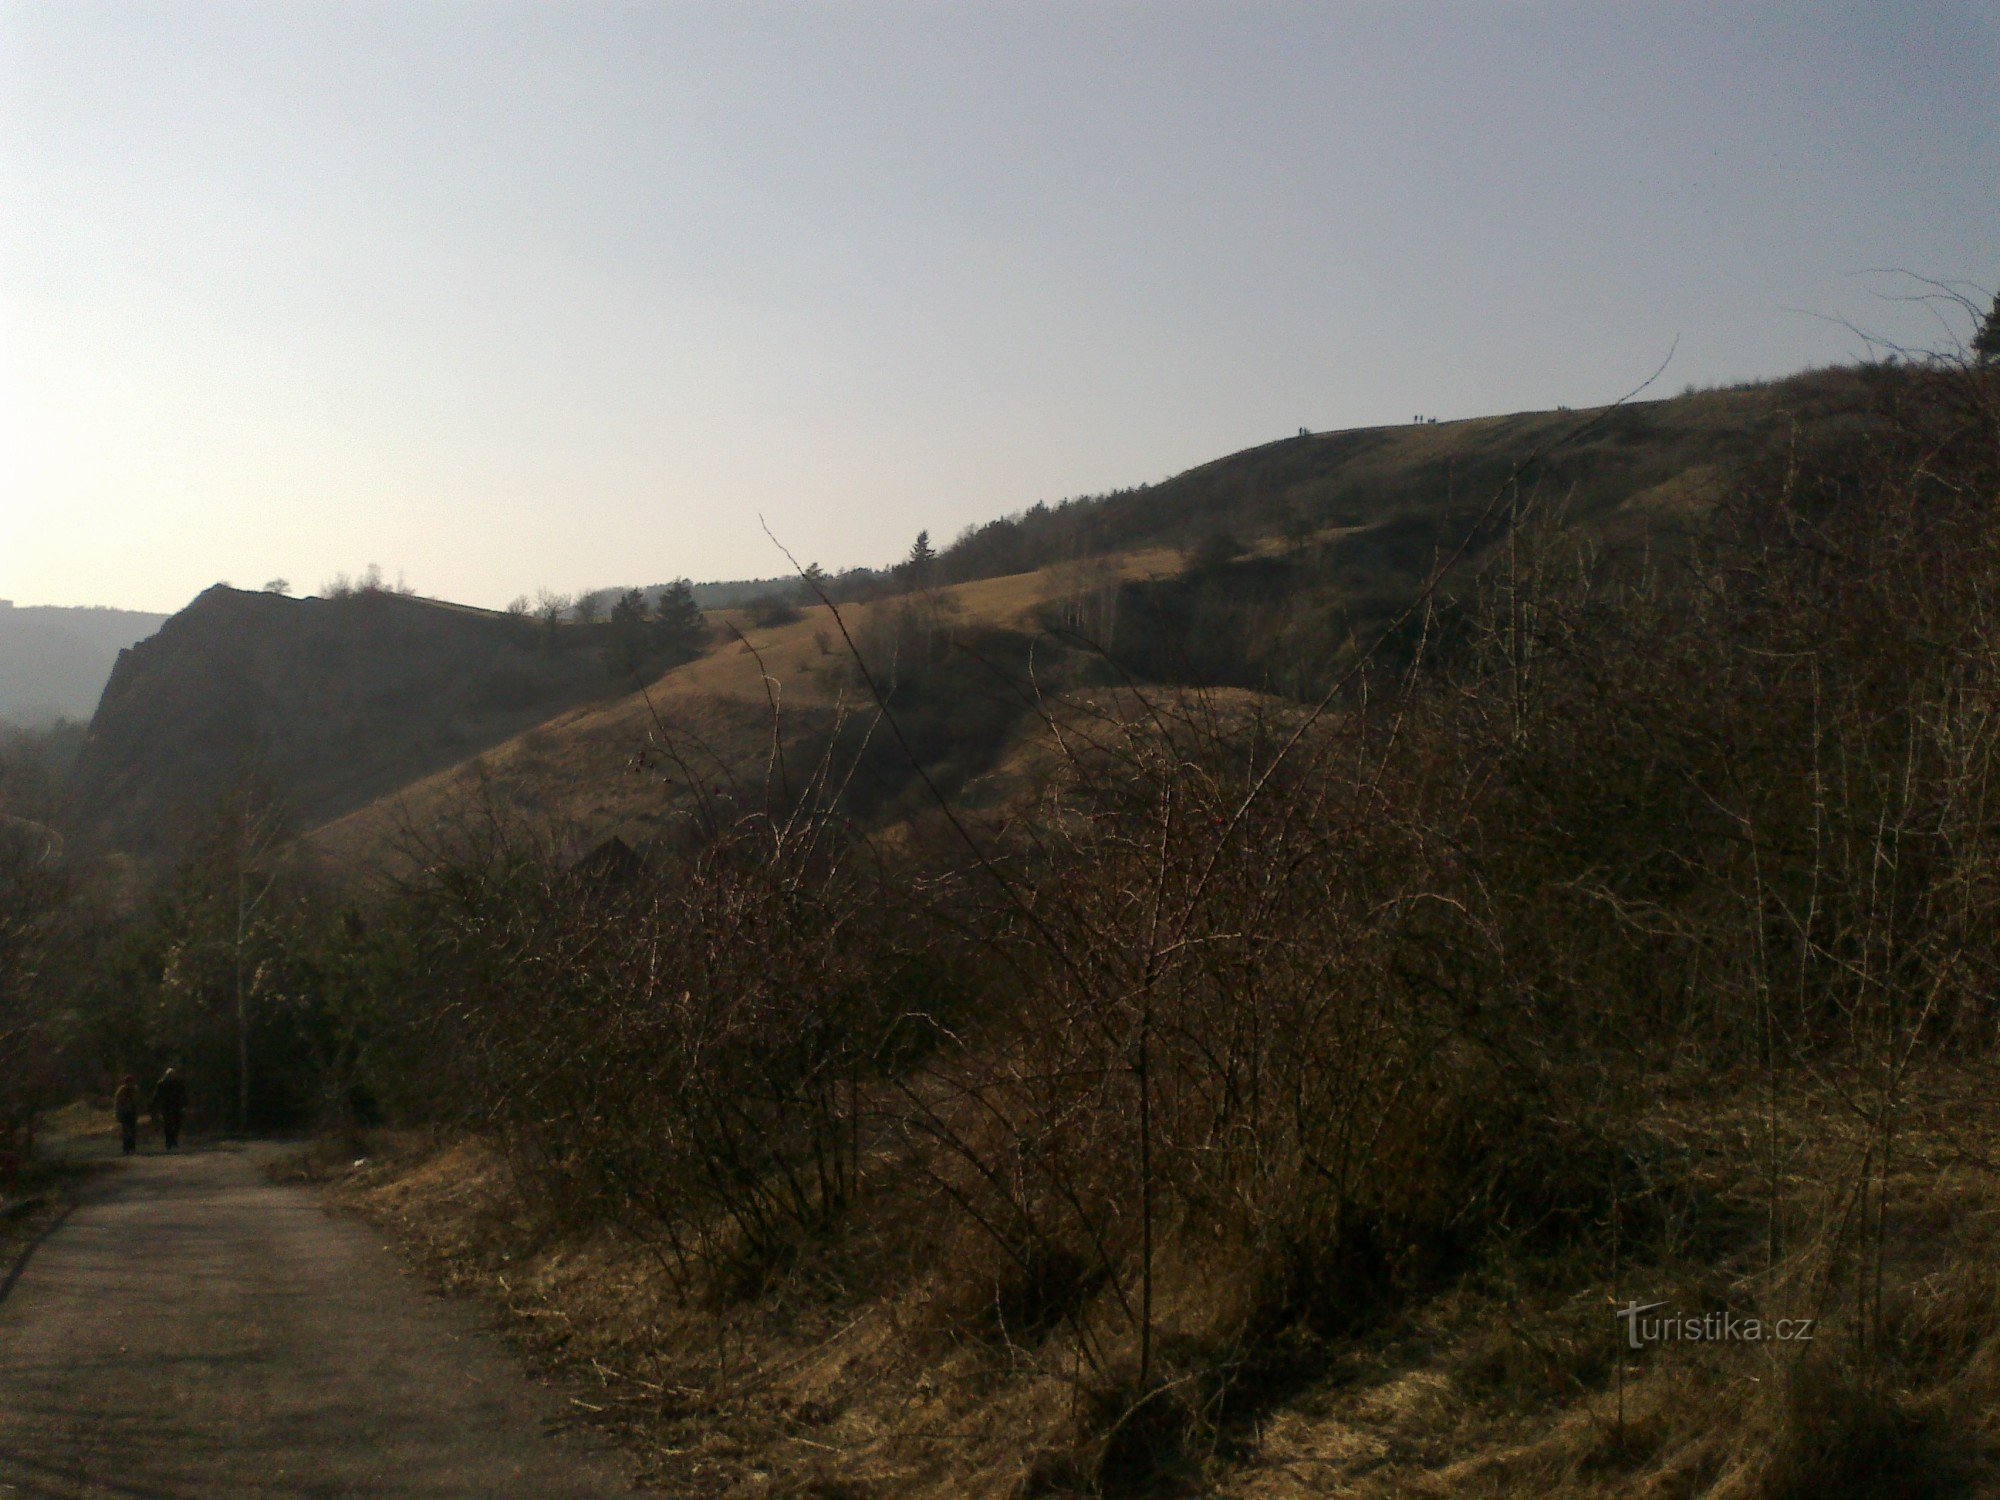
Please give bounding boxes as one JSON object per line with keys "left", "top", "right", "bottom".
{"left": 305, "top": 373, "right": 1862, "bottom": 870}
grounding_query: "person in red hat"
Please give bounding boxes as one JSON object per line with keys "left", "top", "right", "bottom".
{"left": 113, "top": 1076, "right": 141, "bottom": 1155}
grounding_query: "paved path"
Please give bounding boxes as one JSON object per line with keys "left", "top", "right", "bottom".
{"left": 0, "top": 1143, "right": 632, "bottom": 1498}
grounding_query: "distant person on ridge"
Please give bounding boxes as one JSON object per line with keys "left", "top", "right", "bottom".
{"left": 113, "top": 1076, "right": 141, "bottom": 1155}
{"left": 150, "top": 1068, "right": 187, "bottom": 1151}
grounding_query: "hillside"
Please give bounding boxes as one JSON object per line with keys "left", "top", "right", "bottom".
{"left": 312, "top": 372, "right": 1867, "bottom": 866}
{"left": 307, "top": 548, "right": 1187, "bottom": 868}
{"left": 66, "top": 585, "right": 623, "bottom": 857}
{"left": 0, "top": 602, "right": 168, "bottom": 726}
{"left": 70, "top": 370, "right": 1873, "bottom": 867}
{"left": 928, "top": 372, "right": 1870, "bottom": 584}
{"left": 32, "top": 359, "right": 2000, "bottom": 1498}
{"left": 286, "top": 359, "right": 2000, "bottom": 1499}
{"left": 578, "top": 378, "right": 1853, "bottom": 623}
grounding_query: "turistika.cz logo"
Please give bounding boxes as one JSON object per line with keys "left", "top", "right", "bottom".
{"left": 1614, "top": 1300, "right": 1816, "bottom": 1350}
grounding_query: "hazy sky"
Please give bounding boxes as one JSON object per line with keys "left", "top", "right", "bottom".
{"left": 2, "top": 2, "right": 1995, "bottom": 613}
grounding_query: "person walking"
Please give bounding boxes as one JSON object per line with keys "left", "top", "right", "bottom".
{"left": 113, "top": 1076, "right": 141, "bottom": 1155}
{"left": 150, "top": 1068, "right": 188, "bottom": 1151}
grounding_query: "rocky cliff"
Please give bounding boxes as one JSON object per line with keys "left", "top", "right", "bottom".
{"left": 69, "top": 586, "right": 613, "bottom": 856}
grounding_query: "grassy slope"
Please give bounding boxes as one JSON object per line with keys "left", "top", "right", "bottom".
{"left": 960, "top": 378, "right": 1823, "bottom": 569}
{"left": 309, "top": 375, "right": 1845, "bottom": 870}
{"left": 307, "top": 951, "right": 2000, "bottom": 1499}
{"left": 306, "top": 547, "right": 1188, "bottom": 868}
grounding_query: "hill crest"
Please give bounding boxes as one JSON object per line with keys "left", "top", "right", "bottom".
{"left": 77, "top": 369, "right": 1872, "bottom": 863}
{"left": 68, "top": 584, "right": 621, "bottom": 857}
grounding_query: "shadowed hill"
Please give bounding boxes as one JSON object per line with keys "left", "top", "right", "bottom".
{"left": 68, "top": 585, "right": 620, "bottom": 857}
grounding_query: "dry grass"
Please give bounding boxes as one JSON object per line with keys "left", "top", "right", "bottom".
{"left": 308, "top": 1061, "right": 2000, "bottom": 1498}
{"left": 305, "top": 551, "right": 1187, "bottom": 870}
{"left": 302, "top": 369, "right": 1784, "bottom": 874}
{"left": 319, "top": 1132, "right": 1115, "bottom": 1497}
{"left": 279, "top": 362, "right": 2000, "bottom": 1498}
{"left": 1202, "top": 1070, "right": 2000, "bottom": 1499}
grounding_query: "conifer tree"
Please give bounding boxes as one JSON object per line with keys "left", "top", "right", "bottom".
{"left": 899, "top": 530, "right": 936, "bottom": 590}
{"left": 605, "top": 589, "right": 649, "bottom": 678}
{"left": 1974, "top": 291, "right": 2000, "bottom": 366}
{"left": 651, "top": 579, "right": 707, "bottom": 653}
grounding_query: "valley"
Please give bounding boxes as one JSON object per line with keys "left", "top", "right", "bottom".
{"left": 9, "top": 359, "right": 2000, "bottom": 1497}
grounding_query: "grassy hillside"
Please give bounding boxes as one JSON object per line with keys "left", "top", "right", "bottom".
{"left": 932, "top": 373, "right": 1865, "bottom": 583}
{"left": 310, "top": 370, "right": 1867, "bottom": 867}
{"left": 307, "top": 548, "right": 1187, "bottom": 868}
{"left": 64, "top": 372, "right": 1871, "bottom": 875}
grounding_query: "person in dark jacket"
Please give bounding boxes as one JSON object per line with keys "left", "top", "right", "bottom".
{"left": 150, "top": 1068, "right": 187, "bottom": 1150}
{"left": 113, "top": 1076, "right": 141, "bottom": 1155}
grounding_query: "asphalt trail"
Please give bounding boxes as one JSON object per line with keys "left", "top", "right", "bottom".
{"left": 0, "top": 1144, "right": 630, "bottom": 1498}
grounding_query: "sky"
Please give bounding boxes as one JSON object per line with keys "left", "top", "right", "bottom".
{"left": 1, "top": 2, "right": 1995, "bottom": 614}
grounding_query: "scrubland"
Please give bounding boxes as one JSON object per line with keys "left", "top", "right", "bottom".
{"left": 16, "top": 359, "right": 2000, "bottom": 1495}
{"left": 285, "top": 362, "right": 2000, "bottom": 1495}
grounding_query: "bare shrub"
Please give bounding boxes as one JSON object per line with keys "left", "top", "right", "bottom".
{"left": 345, "top": 359, "right": 2000, "bottom": 1488}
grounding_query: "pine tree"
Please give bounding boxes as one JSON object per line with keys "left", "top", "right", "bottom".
{"left": 611, "top": 587, "right": 646, "bottom": 627}
{"left": 651, "top": 579, "right": 707, "bottom": 654}
{"left": 899, "top": 530, "right": 936, "bottom": 590}
{"left": 1975, "top": 291, "right": 2000, "bottom": 366}
{"left": 604, "top": 589, "right": 649, "bottom": 678}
